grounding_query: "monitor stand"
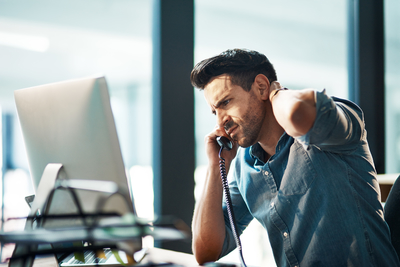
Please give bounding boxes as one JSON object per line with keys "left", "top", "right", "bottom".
{"left": 9, "top": 163, "right": 64, "bottom": 267}
{"left": 8, "top": 164, "right": 138, "bottom": 267}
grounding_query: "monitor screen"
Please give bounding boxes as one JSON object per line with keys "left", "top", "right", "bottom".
{"left": 14, "top": 76, "right": 135, "bottom": 223}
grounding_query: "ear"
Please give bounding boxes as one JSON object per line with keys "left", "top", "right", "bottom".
{"left": 253, "top": 74, "right": 270, "bottom": 100}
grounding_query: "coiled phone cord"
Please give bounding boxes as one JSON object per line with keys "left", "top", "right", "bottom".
{"left": 219, "top": 147, "right": 247, "bottom": 267}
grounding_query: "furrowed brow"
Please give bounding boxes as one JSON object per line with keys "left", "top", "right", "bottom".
{"left": 214, "top": 95, "right": 228, "bottom": 109}
{"left": 211, "top": 98, "right": 225, "bottom": 115}
{"left": 209, "top": 91, "right": 229, "bottom": 115}
{"left": 210, "top": 107, "right": 216, "bottom": 115}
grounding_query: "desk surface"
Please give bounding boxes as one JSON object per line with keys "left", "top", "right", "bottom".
{"left": 0, "top": 248, "right": 200, "bottom": 267}
{"left": 143, "top": 247, "right": 199, "bottom": 266}
{"left": 377, "top": 173, "right": 399, "bottom": 185}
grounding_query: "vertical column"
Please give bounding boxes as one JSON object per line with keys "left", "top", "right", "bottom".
{"left": 348, "top": 0, "right": 385, "bottom": 173}
{"left": 152, "top": 0, "right": 195, "bottom": 253}
{"left": 1, "top": 113, "right": 14, "bottom": 259}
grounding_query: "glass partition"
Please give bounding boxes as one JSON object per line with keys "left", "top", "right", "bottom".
{"left": 0, "top": 0, "right": 153, "bottom": 260}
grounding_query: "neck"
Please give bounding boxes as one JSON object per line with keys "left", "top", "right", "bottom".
{"left": 258, "top": 128, "right": 284, "bottom": 160}
{"left": 257, "top": 105, "right": 285, "bottom": 159}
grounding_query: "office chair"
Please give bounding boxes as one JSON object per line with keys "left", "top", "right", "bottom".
{"left": 384, "top": 174, "right": 400, "bottom": 259}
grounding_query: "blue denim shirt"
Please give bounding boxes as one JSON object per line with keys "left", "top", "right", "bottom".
{"left": 220, "top": 90, "right": 400, "bottom": 267}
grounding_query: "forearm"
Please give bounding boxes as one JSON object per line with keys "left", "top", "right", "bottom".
{"left": 192, "top": 163, "right": 228, "bottom": 264}
{"left": 270, "top": 87, "right": 316, "bottom": 137}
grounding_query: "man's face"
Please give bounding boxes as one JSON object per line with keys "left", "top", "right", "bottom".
{"left": 204, "top": 74, "right": 266, "bottom": 148}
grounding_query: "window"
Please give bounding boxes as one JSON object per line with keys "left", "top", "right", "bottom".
{"left": 0, "top": 0, "right": 153, "bottom": 260}
{"left": 385, "top": 0, "right": 400, "bottom": 173}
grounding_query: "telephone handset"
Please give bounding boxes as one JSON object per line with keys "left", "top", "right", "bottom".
{"left": 216, "top": 136, "right": 233, "bottom": 151}
{"left": 216, "top": 137, "right": 247, "bottom": 267}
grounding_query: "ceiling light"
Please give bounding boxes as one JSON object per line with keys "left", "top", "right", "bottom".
{"left": 0, "top": 31, "right": 49, "bottom": 52}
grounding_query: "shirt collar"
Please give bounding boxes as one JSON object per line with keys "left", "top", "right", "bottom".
{"left": 249, "top": 132, "right": 290, "bottom": 161}
{"left": 249, "top": 143, "right": 264, "bottom": 161}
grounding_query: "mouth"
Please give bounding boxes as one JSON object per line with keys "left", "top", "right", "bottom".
{"left": 226, "top": 125, "right": 238, "bottom": 137}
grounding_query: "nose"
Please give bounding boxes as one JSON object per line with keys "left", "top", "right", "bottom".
{"left": 216, "top": 110, "right": 229, "bottom": 129}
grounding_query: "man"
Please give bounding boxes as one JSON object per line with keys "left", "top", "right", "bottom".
{"left": 190, "top": 49, "right": 400, "bottom": 267}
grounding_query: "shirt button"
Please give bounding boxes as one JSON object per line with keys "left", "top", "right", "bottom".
{"left": 264, "top": 170, "right": 269, "bottom": 175}
{"left": 270, "top": 202, "right": 274, "bottom": 207}
{"left": 283, "top": 232, "right": 288, "bottom": 238}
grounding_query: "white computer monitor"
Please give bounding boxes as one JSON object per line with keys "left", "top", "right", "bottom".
{"left": 14, "top": 76, "right": 135, "bottom": 222}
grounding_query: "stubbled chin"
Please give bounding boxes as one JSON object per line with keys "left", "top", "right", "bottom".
{"left": 236, "top": 135, "right": 258, "bottom": 148}
{"left": 230, "top": 126, "right": 240, "bottom": 141}
{"left": 235, "top": 137, "right": 247, "bottom": 148}
{"left": 230, "top": 133, "right": 239, "bottom": 143}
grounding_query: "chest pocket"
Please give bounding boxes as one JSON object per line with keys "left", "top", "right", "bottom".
{"left": 280, "top": 141, "right": 316, "bottom": 196}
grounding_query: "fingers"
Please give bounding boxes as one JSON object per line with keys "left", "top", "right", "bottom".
{"left": 269, "top": 81, "right": 283, "bottom": 96}
{"left": 208, "top": 125, "right": 230, "bottom": 141}
{"left": 205, "top": 125, "right": 235, "bottom": 158}
{"left": 205, "top": 125, "right": 239, "bottom": 162}
{"left": 270, "top": 81, "right": 282, "bottom": 91}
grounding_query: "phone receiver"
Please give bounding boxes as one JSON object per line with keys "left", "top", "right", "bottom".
{"left": 216, "top": 136, "right": 233, "bottom": 151}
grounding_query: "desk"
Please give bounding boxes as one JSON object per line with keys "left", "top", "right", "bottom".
{"left": 142, "top": 248, "right": 199, "bottom": 266}
{"left": 0, "top": 248, "right": 200, "bottom": 267}
{"left": 377, "top": 173, "right": 399, "bottom": 202}
{"left": 0, "top": 256, "right": 59, "bottom": 267}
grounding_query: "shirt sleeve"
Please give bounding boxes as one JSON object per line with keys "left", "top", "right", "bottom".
{"left": 296, "top": 89, "right": 365, "bottom": 153}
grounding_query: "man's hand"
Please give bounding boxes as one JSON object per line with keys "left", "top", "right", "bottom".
{"left": 205, "top": 126, "right": 238, "bottom": 167}
{"left": 268, "top": 81, "right": 284, "bottom": 101}
{"left": 268, "top": 81, "right": 317, "bottom": 137}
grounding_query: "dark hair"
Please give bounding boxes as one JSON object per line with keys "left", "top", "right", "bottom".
{"left": 190, "top": 48, "right": 277, "bottom": 91}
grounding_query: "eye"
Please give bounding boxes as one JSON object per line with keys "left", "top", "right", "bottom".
{"left": 222, "top": 99, "right": 230, "bottom": 106}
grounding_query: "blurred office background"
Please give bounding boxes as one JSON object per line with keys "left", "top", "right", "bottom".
{"left": 0, "top": 0, "right": 398, "bottom": 266}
